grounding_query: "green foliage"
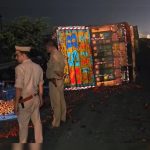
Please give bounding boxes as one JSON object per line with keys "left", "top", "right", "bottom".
{"left": 0, "top": 17, "right": 51, "bottom": 59}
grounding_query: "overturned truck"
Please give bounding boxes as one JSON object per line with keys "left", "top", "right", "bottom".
{"left": 56, "top": 22, "right": 139, "bottom": 89}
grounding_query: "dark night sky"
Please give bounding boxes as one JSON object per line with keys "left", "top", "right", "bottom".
{"left": 0, "top": 0, "right": 150, "bottom": 34}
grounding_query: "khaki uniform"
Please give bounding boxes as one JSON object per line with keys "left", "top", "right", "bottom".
{"left": 15, "top": 59, "right": 43, "bottom": 143}
{"left": 46, "top": 49, "right": 66, "bottom": 127}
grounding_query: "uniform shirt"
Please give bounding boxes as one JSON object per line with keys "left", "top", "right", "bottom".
{"left": 46, "top": 49, "right": 65, "bottom": 80}
{"left": 15, "top": 59, "right": 44, "bottom": 98}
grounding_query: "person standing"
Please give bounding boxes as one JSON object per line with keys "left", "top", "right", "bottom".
{"left": 46, "top": 39, "right": 67, "bottom": 128}
{"left": 14, "top": 46, "right": 43, "bottom": 143}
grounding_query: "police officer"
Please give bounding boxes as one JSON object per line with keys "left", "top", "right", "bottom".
{"left": 46, "top": 39, "right": 67, "bottom": 128}
{"left": 14, "top": 46, "right": 43, "bottom": 143}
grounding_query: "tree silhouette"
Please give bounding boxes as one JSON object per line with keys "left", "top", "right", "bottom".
{"left": 0, "top": 17, "right": 51, "bottom": 62}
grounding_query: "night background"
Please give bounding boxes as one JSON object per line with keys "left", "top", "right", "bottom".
{"left": 0, "top": 0, "right": 150, "bottom": 149}
{"left": 0, "top": 0, "right": 150, "bottom": 34}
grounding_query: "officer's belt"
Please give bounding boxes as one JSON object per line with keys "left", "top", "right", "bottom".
{"left": 19, "top": 93, "right": 38, "bottom": 103}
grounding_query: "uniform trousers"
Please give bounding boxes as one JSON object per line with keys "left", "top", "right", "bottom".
{"left": 17, "top": 96, "right": 43, "bottom": 143}
{"left": 49, "top": 79, "right": 66, "bottom": 127}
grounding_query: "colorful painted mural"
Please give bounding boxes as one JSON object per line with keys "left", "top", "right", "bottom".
{"left": 90, "top": 23, "right": 129, "bottom": 86}
{"left": 57, "top": 26, "right": 95, "bottom": 88}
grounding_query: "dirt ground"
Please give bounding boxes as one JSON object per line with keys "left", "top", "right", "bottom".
{"left": 1, "top": 82, "right": 150, "bottom": 150}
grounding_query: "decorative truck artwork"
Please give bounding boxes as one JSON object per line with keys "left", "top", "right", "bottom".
{"left": 56, "top": 23, "right": 138, "bottom": 89}
{"left": 90, "top": 23, "right": 130, "bottom": 86}
{"left": 57, "top": 26, "right": 95, "bottom": 90}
